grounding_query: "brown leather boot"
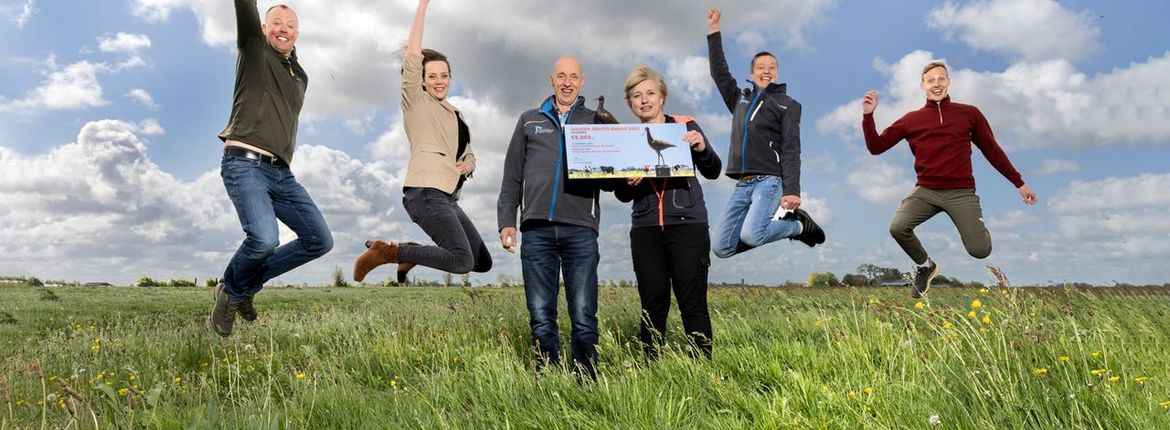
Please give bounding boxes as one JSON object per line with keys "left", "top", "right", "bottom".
{"left": 353, "top": 240, "right": 400, "bottom": 282}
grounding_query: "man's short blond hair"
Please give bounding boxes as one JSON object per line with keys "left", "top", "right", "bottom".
{"left": 921, "top": 61, "right": 948, "bottom": 80}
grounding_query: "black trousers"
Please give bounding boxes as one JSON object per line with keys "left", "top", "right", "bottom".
{"left": 399, "top": 187, "right": 492, "bottom": 274}
{"left": 630, "top": 223, "right": 712, "bottom": 359}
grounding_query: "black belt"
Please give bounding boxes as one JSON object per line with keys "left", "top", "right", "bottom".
{"left": 224, "top": 146, "right": 287, "bottom": 167}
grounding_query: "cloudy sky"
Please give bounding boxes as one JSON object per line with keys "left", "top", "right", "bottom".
{"left": 1, "top": 0, "right": 1167, "bottom": 287}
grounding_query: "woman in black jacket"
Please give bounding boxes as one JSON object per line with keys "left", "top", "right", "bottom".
{"left": 615, "top": 66, "right": 722, "bottom": 359}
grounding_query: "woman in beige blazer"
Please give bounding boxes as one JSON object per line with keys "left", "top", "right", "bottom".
{"left": 353, "top": 0, "right": 492, "bottom": 283}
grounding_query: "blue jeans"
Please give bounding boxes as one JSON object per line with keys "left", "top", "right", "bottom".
{"left": 221, "top": 155, "right": 333, "bottom": 300}
{"left": 711, "top": 175, "right": 801, "bottom": 258}
{"left": 520, "top": 224, "right": 600, "bottom": 377}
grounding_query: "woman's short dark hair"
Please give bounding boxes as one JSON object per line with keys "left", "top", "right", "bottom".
{"left": 751, "top": 51, "right": 776, "bottom": 69}
{"left": 421, "top": 48, "right": 450, "bottom": 78}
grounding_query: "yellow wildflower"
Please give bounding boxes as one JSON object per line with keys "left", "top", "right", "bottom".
{"left": 1108, "top": 376, "right": 1120, "bottom": 383}
{"left": 943, "top": 321, "right": 953, "bottom": 329}
{"left": 129, "top": 374, "right": 137, "bottom": 381}
{"left": 1090, "top": 369, "right": 1107, "bottom": 376}
{"left": 1135, "top": 376, "right": 1149, "bottom": 384}
{"left": 864, "top": 387, "right": 873, "bottom": 395}
{"left": 173, "top": 377, "right": 182, "bottom": 384}
{"left": 967, "top": 310, "right": 977, "bottom": 318}
{"left": 295, "top": 372, "right": 306, "bottom": 380}
{"left": 1159, "top": 400, "right": 1170, "bottom": 408}
{"left": 117, "top": 388, "right": 128, "bottom": 396}
{"left": 915, "top": 302, "right": 925, "bottom": 310}
{"left": 1059, "top": 356, "right": 1069, "bottom": 362}
{"left": 1033, "top": 367, "right": 1048, "bottom": 376}
{"left": 979, "top": 288, "right": 988, "bottom": 294}
{"left": 981, "top": 314, "right": 991, "bottom": 325}
{"left": 970, "top": 299, "right": 982, "bottom": 309}
{"left": 1091, "top": 351, "right": 1100, "bottom": 358}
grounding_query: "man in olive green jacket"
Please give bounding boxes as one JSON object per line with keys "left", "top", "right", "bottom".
{"left": 212, "top": 1, "right": 334, "bottom": 338}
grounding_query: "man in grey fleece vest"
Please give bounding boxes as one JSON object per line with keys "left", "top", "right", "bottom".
{"left": 498, "top": 56, "right": 607, "bottom": 382}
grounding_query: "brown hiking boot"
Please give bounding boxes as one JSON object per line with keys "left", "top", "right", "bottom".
{"left": 237, "top": 296, "right": 257, "bottom": 322}
{"left": 211, "top": 283, "right": 240, "bottom": 337}
{"left": 354, "top": 240, "right": 402, "bottom": 282}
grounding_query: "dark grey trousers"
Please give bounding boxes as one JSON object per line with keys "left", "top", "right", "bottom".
{"left": 398, "top": 187, "right": 492, "bottom": 274}
{"left": 889, "top": 187, "right": 991, "bottom": 265}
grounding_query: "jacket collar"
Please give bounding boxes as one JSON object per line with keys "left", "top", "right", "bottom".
{"left": 747, "top": 80, "right": 787, "bottom": 95}
{"left": 539, "top": 95, "right": 587, "bottom": 117}
{"left": 923, "top": 95, "right": 952, "bottom": 108}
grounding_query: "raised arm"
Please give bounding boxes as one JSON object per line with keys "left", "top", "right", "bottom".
{"left": 235, "top": 0, "right": 263, "bottom": 48}
{"left": 706, "top": 8, "right": 740, "bottom": 113}
{"left": 406, "top": 0, "right": 429, "bottom": 56}
{"left": 861, "top": 91, "right": 906, "bottom": 155}
{"left": 401, "top": 0, "right": 431, "bottom": 106}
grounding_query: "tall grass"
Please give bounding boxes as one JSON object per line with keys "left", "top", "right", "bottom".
{"left": 2, "top": 284, "right": 1169, "bottom": 428}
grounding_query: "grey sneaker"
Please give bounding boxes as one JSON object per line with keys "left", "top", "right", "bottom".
{"left": 912, "top": 260, "right": 940, "bottom": 298}
{"left": 211, "top": 283, "right": 240, "bottom": 337}
{"left": 237, "top": 296, "right": 257, "bottom": 322}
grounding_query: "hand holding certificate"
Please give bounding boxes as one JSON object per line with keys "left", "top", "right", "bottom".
{"left": 566, "top": 123, "right": 696, "bottom": 179}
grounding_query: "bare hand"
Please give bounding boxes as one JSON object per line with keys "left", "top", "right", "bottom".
{"left": 455, "top": 161, "right": 472, "bottom": 175}
{"left": 707, "top": 8, "right": 721, "bottom": 33}
{"left": 500, "top": 227, "right": 517, "bottom": 254}
{"left": 627, "top": 177, "right": 643, "bottom": 186}
{"left": 1018, "top": 184, "right": 1038, "bottom": 205}
{"left": 862, "top": 90, "right": 880, "bottom": 114}
{"left": 781, "top": 194, "right": 801, "bottom": 211}
{"left": 682, "top": 130, "right": 706, "bottom": 152}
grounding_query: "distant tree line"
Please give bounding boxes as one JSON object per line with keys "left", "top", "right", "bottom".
{"left": 808, "top": 264, "right": 977, "bottom": 288}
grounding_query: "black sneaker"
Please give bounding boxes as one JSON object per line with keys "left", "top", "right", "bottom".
{"left": 237, "top": 296, "right": 257, "bottom": 322}
{"left": 912, "top": 260, "right": 940, "bottom": 298}
{"left": 211, "top": 283, "right": 240, "bottom": 337}
{"left": 788, "top": 209, "right": 825, "bottom": 247}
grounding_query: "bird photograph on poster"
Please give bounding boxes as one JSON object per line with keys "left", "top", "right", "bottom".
{"left": 565, "top": 122, "right": 695, "bottom": 179}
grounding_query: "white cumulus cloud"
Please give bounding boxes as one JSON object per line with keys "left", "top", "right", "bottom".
{"left": 125, "top": 88, "right": 159, "bottom": 110}
{"left": 927, "top": 0, "right": 1101, "bottom": 62}
{"left": 1036, "top": 158, "right": 1079, "bottom": 176}
{"left": 846, "top": 157, "right": 916, "bottom": 206}
{"left": 0, "top": 60, "right": 106, "bottom": 112}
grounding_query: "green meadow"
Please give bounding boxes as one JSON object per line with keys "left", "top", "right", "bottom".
{"left": 2, "top": 283, "right": 1169, "bottom": 428}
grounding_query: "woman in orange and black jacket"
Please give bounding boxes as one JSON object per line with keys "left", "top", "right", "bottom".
{"left": 614, "top": 66, "right": 722, "bottom": 359}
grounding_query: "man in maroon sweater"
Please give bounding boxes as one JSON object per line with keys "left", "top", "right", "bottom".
{"left": 861, "top": 61, "right": 1038, "bottom": 298}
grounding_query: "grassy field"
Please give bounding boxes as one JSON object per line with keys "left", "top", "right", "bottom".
{"left": 2, "top": 283, "right": 1170, "bottom": 429}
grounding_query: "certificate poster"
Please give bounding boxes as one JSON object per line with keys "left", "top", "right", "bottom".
{"left": 565, "top": 123, "right": 695, "bottom": 179}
